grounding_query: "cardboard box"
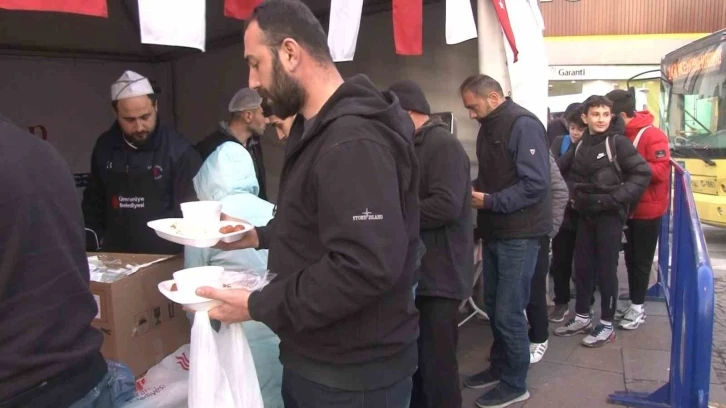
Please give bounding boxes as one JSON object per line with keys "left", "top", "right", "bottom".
{"left": 89, "top": 253, "right": 190, "bottom": 376}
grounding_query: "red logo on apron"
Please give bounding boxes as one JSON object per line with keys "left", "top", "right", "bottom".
{"left": 112, "top": 195, "right": 120, "bottom": 210}
{"left": 152, "top": 165, "right": 163, "bottom": 181}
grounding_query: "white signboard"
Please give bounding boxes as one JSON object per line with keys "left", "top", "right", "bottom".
{"left": 549, "top": 65, "right": 660, "bottom": 81}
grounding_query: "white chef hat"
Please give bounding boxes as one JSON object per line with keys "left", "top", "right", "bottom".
{"left": 228, "top": 88, "right": 263, "bottom": 112}
{"left": 111, "top": 70, "right": 154, "bottom": 101}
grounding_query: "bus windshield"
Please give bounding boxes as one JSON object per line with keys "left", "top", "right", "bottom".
{"left": 663, "top": 34, "right": 726, "bottom": 159}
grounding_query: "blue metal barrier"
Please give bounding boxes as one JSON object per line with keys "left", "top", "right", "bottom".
{"left": 608, "top": 159, "right": 715, "bottom": 408}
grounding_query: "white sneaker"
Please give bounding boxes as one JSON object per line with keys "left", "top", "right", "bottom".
{"left": 554, "top": 316, "right": 592, "bottom": 337}
{"left": 619, "top": 307, "right": 646, "bottom": 330}
{"left": 530, "top": 340, "right": 548, "bottom": 364}
{"left": 582, "top": 323, "right": 616, "bottom": 348}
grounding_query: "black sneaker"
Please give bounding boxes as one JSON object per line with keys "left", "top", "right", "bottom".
{"left": 476, "top": 382, "right": 531, "bottom": 408}
{"left": 464, "top": 368, "right": 501, "bottom": 389}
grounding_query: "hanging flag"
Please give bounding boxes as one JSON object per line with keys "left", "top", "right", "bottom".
{"left": 446, "top": 0, "right": 477, "bottom": 45}
{"left": 224, "top": 0, "right": 262, "bottom": 20}
{"left": 138, "top": 0, "right": 206, "bottom": 51}
{"left": 0, "top": 0, "right": 107, "bottom": 17}
{"left": 526, "top": 0, "right": 545, "bottom": 31}
{"left": 328, "top": 0, "right": 364, "bottom": 62}
{"left": 490, "top": 0, "right": 518, "bottom": 62}
{"left": 393, "top": 0, "right": 422, "bottom": 55}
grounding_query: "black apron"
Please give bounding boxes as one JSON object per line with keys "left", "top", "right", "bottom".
{"left": 103, "top": 158, "right": 181, "bottom": 255}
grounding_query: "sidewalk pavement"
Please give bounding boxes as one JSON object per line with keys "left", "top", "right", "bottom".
{"left": 457, "top": 258, "right": 726, "bottom": 407}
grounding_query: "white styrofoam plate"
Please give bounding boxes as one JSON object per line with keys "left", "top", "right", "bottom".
{"left": 147, "top": 218, "right": 253, "bottom": 248}
{"left": 158, "top": 279, "right": 223, "bottom": 312}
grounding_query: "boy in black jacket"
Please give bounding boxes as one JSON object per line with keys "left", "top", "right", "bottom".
{"left": 553, "top": 95, "right": 651, "bottom": 348}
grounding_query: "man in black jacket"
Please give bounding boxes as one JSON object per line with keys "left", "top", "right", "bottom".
{"left": 460, "top": 74, "right": 551, "bottom": 408}
{"left": 195, "top": 87, "right": 268, "bottom": 200}
{"left": 82, "top": 70, "right": 201, "bottom": 254}
{"left": 195, "top": 1, "right": 420, "bottom": 407}
{"left": 388, "top": 80, "right": 473, "bottom": 408}
{"left": 0, "top": 114, "right": 113, "bottom": 407}
{"left": 553, "top": 95, "right": 651, "bottom": 348}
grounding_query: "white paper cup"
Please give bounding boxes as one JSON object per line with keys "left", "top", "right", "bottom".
{"left": 180, "top": 201, "right": 222, "bottom": 226}
{"left": 173, "top": 266, "right": 224, "bottom": 298}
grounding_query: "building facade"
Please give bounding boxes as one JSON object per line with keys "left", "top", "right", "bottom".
{"left": 539, "top": 0, "right": 726, "bottom": 120}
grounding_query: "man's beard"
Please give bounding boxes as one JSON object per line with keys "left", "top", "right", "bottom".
{"left": 258, "top": 54, "right": 306, "bottom": 120}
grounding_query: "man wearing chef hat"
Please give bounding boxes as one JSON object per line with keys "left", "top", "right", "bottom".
{"left": 82, "top": 70, "right": 202, "bottom": 254}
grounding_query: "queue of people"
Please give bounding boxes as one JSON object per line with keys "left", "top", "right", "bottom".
{"left": 0, "top": 0, "right": 672, "bottom": 407}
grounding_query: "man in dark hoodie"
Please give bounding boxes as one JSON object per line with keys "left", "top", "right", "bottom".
{"left": 196, "top": 1, "right": 420, "bottom": 406}
{"left": 460, "top": 74, "right": 551, "bottom": 408}
{"left": 0, "top": 114, "right": 111, "bottom": 407}
{"left": 553, "top": 95, "right": 651, "bottom": 348}
{"left": 388, "top": 80, "right": 473, "bottom": 408}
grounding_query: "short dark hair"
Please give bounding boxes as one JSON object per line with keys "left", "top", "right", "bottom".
{"left": 565, "top": 105, "right": 586, "bottom": 128}
{"left": 459, "top": 74, "right": 504, "bottom": 98}
{"left": 111, "top": 94, "right": 157, "bottom": 111}
{"left": 247, "top": 0, "right": 332, "bottom": 64}
{"left": 606, "top": 89, "right": 636, "bottom": 118}
{"left": 581, "top": 95, "right": 613, "bottom": 115}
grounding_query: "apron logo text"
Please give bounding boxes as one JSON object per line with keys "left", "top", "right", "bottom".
{"left": 112, "top": 195, "right": 146, "bottom": 210}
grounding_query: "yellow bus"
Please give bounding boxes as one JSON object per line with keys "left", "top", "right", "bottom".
{"left": 661, "top": 29, "right": 726, "bottom": 227}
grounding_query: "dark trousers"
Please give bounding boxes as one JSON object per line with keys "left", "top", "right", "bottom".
{"left": 624, "top": 217, "right": 661, "bottom": 305}
{"left": 282, "top": 369, "right": 412, "bottom": 408}
{"left": 410, "top": 296, "right": 461, "bottom": 408}
{"left": 484, "top": 238, "right": 540, "bottom": 393}
{"left": 550, "top": 227, "right": 577, "bottom": 305}
{"left": 574, "top": 212, "right": 624, "bottom": 321}
{"left": 526, "top": 236, "right": 550, "bottom": 343}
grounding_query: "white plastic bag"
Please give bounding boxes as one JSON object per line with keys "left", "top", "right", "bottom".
{"left": 123, "top": 345, "right": 190, "bottom": 408}
{"left": 189, "top": 311, "right": 264, "bottom": 408}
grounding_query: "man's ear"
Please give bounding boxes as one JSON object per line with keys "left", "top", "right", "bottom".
{"left": 280, "top": 38, "right": 301, "bottom": 70}
{"left": 581, "top": 113, "right": 588, "bottom": 124}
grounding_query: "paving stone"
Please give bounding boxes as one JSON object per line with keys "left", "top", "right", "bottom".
{"left": 623, "top": 348, "right": 670, "bottom": 382}
{"left": 567, "top": 344, "right": 624, "bottom": 373}
{"left": 619, "top": 315, "right": 672, "bottom": 351}
{"left": 524, "top": 362, "right": 624, "bottom": 407}
{"left": 540, "top": 332, "right": 581, "bottom": 364}
{"left": 457, "top": 349, "right": 490, "bottom": 377}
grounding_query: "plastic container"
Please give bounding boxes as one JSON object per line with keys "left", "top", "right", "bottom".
{"left": 180, "top": 201, "right": 222, "bottom": 226}
{"left": 173, "top": 266, "right": 224, "bottom": 298}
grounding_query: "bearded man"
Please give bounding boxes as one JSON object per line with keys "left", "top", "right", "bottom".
{"left": 193, "top": 1, "right": 421, "bottom": 406}
{"left": 81, "top": 70, "right": 201, "bottom": 254}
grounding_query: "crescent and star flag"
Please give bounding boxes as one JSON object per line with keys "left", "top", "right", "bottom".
{"left": 446, "top": 0, "right": 478, "bottom": 45}
{"left": 328, "top": 0, "right": 364, "bottom": 62}
{"left": 393, "top": 0, "right": 423, "bottom": 55}
{"left": 224, "top": 0, "right": 262, "bottom": 20}
{"left": 0, "top": 0, "right": 107, "bottom": 17}
{"left": 490, "top": 0, "right": 519, "bottom": 62}
{"left": 138, "top": 0, "right": 206, "bottom": 51}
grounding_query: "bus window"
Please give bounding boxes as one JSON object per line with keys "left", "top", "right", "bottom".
{"left": 664, "top": 40, "right": 725, "bottom": 155}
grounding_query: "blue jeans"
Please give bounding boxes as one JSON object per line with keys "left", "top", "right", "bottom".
{"left": 483, "top": 238, "right": 540, "bottom": 393}
{"left": 69, "top": 360, "right": 135, "bottom": 408}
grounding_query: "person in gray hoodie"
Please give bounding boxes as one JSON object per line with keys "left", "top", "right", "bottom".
{"left": 526, "top": 152, "right": 568, "bottom": 364}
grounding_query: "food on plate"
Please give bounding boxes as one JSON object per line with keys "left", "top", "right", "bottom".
{"left": 169, "top": 220, "right": 214, "bottom": 237}
{"left": 171, "top": 283, "right": 178, "bottom": 291}
{"left": 219, "top": 224, "right": 245, "bottom": 234}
